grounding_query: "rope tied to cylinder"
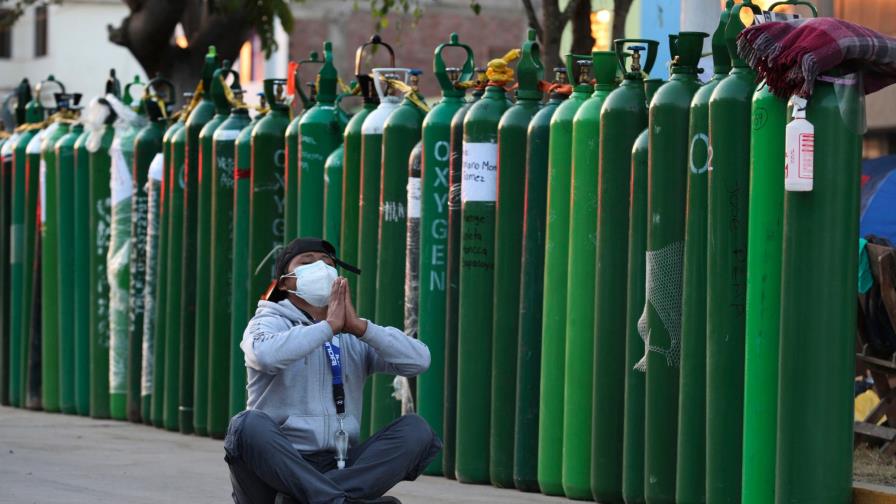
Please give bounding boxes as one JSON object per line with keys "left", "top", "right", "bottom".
{"left": 485, "top": 48, "right": 521, "bottom": 87}
{"left": 376, "top": 74, "right": 430, "bottom": 113}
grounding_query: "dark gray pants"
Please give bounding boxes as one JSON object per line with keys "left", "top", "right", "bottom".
{"left": 224, "top": 410, "right": 442, "bottom": 504}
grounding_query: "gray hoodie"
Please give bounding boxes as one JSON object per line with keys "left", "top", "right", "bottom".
{"left": 240, "top": 299, "right": 430, "bottom": 454}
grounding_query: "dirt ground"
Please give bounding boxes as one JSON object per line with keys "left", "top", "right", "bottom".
{"left": 855, "top": 445, "right": 896, "bottom": 486}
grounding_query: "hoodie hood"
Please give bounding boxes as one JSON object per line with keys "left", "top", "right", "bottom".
{"left": 254, "top": 299, "right": 314, "bottom": 326}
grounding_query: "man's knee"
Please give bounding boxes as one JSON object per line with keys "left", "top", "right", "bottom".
{"left": 395, "top": 414, "right": 436, "bottom": 451}
{"left": 225, "top": 410, "right": 277, "bottom": 461}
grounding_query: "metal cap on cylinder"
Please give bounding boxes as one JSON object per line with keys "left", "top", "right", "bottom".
{"left": 516, "top": 28, "right": 544, "bottom": 101}
{"left": 433, "top": 32, "right": 475, "bottom": 98}
{"left": 355, "top": 35, "right": 396, "bottom": 104}
{"left": 315, "top": 41, "right": 339, "bottom": 104}
{"left": 671, "top": 32, "right": 709, "bottom": 74}
{"left": 712, "top": 1, "right": 735, "bottom": 73}
{"left": 592, "top": 50, "right": 618, "bottom": 90}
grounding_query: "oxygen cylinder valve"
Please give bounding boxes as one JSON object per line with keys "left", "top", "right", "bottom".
{"left": 409, "top": 69, "right": 423, "bottom": 91}
{"left": 628, "top": 45, "right": 645, "bottom": 73}
{"left": 576, "top": 60, "right": 592, "bottom": 85}
{"left": 446, "top": 67, "right": 461, "bottom": 85}
{"left": 475, "top": 67, "right": 488, "bottom": 87}
{"left": 554, "top": 67, "right": 568, "bottom": 85}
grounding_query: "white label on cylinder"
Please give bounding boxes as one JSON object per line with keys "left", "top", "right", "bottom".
{"left": 407, "top": 176, "right": 422, "bottom": 218}
{"left": 26, "top": 130, "right": 45, "bottom": 155}
{"left": 460, "top": 142, "right": 498, "bottom": 203}
{"left": 39, "top": 159, "right": 47, "bottom": 225}
{"left": 148, "top": 153, "right": 164, "bottom": 181}
{"left": 214, "top": 128, "right": 241, "bottom": 142}
{"left": 110, "top": 146, "right": 133, "bottom": 204}
{"left": 785, "top": 117, "right": 814, "bottom": 192}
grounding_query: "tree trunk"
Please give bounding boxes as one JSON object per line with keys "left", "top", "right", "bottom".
{"left": 612, "top": 0, "right": 635, "bottom": 43}
{"left": 540, "top": 0, "right": 565, "bottom": 76}
{"left": 108, "top": 0, "right": 252, "bottom": 105}
{"left": 570, "top": 0, "right": 594, "bottom": 58}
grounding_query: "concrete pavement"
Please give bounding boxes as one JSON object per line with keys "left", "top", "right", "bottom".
{"left": 0, "top": 406, "right": 573, "bottom": 503}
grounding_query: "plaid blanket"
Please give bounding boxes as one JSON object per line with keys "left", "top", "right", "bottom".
{"left": 737, "top": 17, "right": 896, "bottom": 98}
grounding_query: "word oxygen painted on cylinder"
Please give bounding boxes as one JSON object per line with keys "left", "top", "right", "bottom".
{"left": 427, "top": 140, "right": 450, "bottom": 291}
{"left": 270, "top": 163, "right": 286, "bottom": 247}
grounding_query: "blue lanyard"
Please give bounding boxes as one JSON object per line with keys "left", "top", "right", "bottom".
{"left": 323, "top": 341, "right": 343, "bottom": 385}
{"left": 323, "top": 340, "right": 345, "bottom": 414}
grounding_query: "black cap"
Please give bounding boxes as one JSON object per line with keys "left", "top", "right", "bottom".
{"left": 274, "top": 237, "right": 361, "bottom": 278}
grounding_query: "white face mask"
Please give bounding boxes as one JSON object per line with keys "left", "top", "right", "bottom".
{"left": 282, "top": 260, "right": 338, "bottom": 307}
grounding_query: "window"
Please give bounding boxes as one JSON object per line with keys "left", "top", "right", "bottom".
{"left": 34, "top": 5, "right": 47, "bottom": 57}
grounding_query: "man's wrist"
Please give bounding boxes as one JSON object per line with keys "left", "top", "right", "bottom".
{"left": 350, "top": 318, "right": 368, "bottom": 337}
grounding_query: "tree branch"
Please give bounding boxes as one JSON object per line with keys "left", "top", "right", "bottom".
{"left": 520, "top": 0, "right": 542, "bottom": 40}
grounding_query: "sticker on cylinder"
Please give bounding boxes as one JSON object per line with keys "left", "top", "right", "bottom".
{"left": 460, "top": 142, "right": 497, "bottom": 203}
{"left": 785, "top": 96, "right": 814, "bottom": 192}
{"left": 407, "top": 176, "right": 422, "bottom": 218}
{"left": 148, "top": 153, "right": 164, "bottom": 182}
{"left": 39, "top": 159, "right": 47, "bottom": 225}
{"left": 110, "top": 146, "right": 133, "bottom": 204}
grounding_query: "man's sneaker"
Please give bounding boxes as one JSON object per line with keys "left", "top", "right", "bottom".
{"left": 346, "top": 497, "right": 401, "bottom": 504}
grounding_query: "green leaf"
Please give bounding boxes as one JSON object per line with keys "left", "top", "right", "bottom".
{"left": 275, "top": 0, "right": 294, "bottom": 33}
{"left": 471, "top": 1, "right": 481, "bottom": 15}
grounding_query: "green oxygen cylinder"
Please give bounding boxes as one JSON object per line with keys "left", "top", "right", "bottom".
{"left": 1, "top": 98, "right": 23, "bottom": 407}
{"left": 38, "top": 84, "right": 71, "bottom": 413}
{"left": 357, "top": 69, "right": 403, "bottom": 438}
{"left": 515, "top": 68, "right": 566, "bottom": 492}
{"left": 323, "top": 145, "right": 343, "bottom": 246}
{"left": 297, "top": 42, "right": 348, "bottom": 238}
{"left": 623, "top": 77, "right": 665, "bottom": 504}
{"left": 706, "top": 2, "right": 761, "bottom": 500}
{"left": 418, "top": 33, "right": 474, "bottom": 476}
{"left": 742, "top": 4, "right": 818, "bottom": 501}
{"left": 563, "top": 50, "right": 617, "bottom": 500}
{"left": 739, "top": 81, "right": 787, "bottom": 504}
{"left": 208, "top": 93, "right": 250, "bottom": 438}
{"left": 537, "top": 56, "right": 591, "bottom": 496}
{"left": 490, "top": 29, "right": 543, "bottom": 489}
{"left": 132, "top": 79, "right": 174, "bottom": 424}
{"left": 456, "top": 49, "right": 517, "bottom": 485}
{"left": 55, "top": 98, "right": 84, "bottom": 415}
{"left": 643, "top": 33, "right": 706, "bottom": 504}
{"left": 777, "top": 76, "right": 861, "bottom": 504}
{"left": 2, "top": 81, "right": 27, "bottom": 407}
{"left": 24, "top": 97, "right": 46, "bottom": 410}
{"left": 371, "top": 67, "right": 427, "bottom": 433}
{"left": 343, "top": 36, "right": 393, "bottom": 301}
{"left": 152, "top": 106, "right": 184, "bottom": 427}
{"left": 229, "top": 104, "right": 264, "bottom": 418}
{"left": 73, "top": 126, "right": 91, "bottom": 416}
{"left": 591, "top": 40, "right": 657, "bottom": 503}
{"left": 0, "top": 132, "right": 7, "bottom": 408}
{"left": 87, "top": 82, "right": 119, "bottom": 419}
{"left": 675, "top": 6, "right": 731, "bottom": 503}
{"left": 195, "top": 61, "right": 238, "bottom": 436}
{"left": 181, "top": 46, "right": 220, "bottom": 435}
{"left": 108, "top": 88, "right": 144, "bottom": 422}
{"left": 164, "top": 112, "right": 188, "bottom": 431}
{"left": 443, "top": 69, "right": 485, "bottom": 479}
{"left": 248, "top": 77, "right": 289, "bottom": 326}
{"left": 284, "top": 50, "right": 321, "bottom": 239}
{"left": 8, "top": 79, "right": 36, "bottom": 408}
